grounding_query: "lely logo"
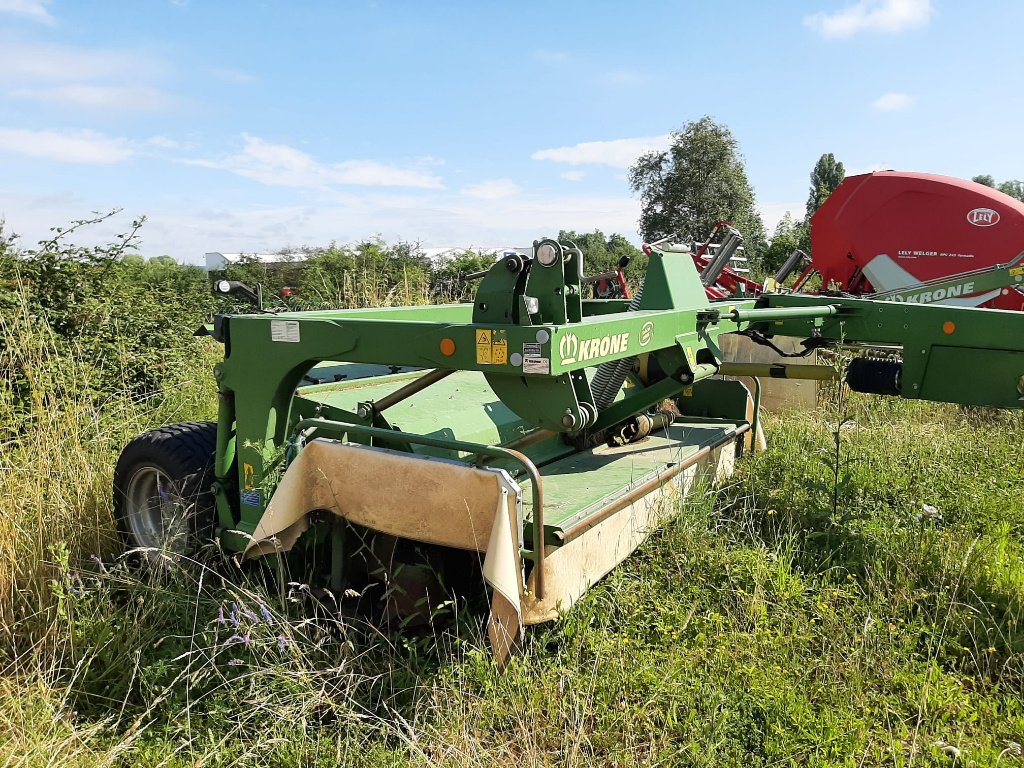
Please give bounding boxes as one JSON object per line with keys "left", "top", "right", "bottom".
{"left": 559, "top": 333, "right": 579, "bottom": 365}
{"left": 967, "top": 207, "right": 1000, "bottom": 227}
{"left": 638, "top": 321, "right": 654, "bottom": 347}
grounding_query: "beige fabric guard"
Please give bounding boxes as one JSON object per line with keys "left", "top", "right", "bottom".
{"left": 241, "top": 439, "right": 524, "bottom": 665}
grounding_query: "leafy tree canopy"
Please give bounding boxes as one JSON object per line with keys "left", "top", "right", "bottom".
{"left": 806, "top": 153, "right": 845, "bottom": 221}
{"left": 971, "top": 174, "right": 1024, "bottom": 202}
{"left": 556, "top": 229, "right": 646, "bottom": 277}
{"left": 628, "top": 116, "right": 766, "bottom": 255}
{"left": 761, "top": 212, "right": 806, "bottom": 276}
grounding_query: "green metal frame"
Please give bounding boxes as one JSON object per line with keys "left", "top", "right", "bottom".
{"left": 205, "top": 240, "right": 1024, "bottom": 562}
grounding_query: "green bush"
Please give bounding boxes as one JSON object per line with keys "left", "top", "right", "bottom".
{"left": 0, "top": 213, "right": 214, "bottom": 411}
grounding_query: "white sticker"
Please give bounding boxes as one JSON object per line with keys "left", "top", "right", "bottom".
{"left": 523, "top": 356, "right": 550, "bottom": 374}
{"left": 523, "top": 342, "right": 542, "bottom": 356}
{"left": 271, "top": 320, "right": 301, "bottom": 343}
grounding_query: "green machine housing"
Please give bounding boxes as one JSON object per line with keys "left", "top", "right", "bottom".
{"left": 117, "top": 237, "right": 1024, "bottom": 662}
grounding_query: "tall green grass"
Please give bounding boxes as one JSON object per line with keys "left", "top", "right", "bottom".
{"left": 2, "top": 237, "right": 1023, "bottom": 763}
{"left": 4, "top": 386, "right": 1022, "bottom": 765}
{"left": 0, "top": 291, "right": 219, "bottom": 641}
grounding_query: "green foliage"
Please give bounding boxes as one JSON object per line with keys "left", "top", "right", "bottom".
{"left": 972, "top": 174, "right": 1024, "bottom": 202}
{"left": 6, "top": 399, "right": 1021, "bottom": 766}
{"left": 557, "top": 229, "right": 647, "bottom": 285}
{"left": 430, "top": 249, "right": 501, "bottom": 303}
{"left": 629, "top": 116, "right": 767, "bottom": 256}
{"left": 805, "top": 152, "right": 846, "bottom": 221}
{"left": 998, "top": 180, "right": 1024, "bottom": 202}
{"left": 294, "top": 238, "right": 433, "bottom": 309}
{"left": 760, "top": 212, "right": 805, "bottom": 276}
{"left": 0, "top": 211, "right": 213, "bottom": 411}
{"left": 3, "top": 212, "right": 1023, "bottom": 765}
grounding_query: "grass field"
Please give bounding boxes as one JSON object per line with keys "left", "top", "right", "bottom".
{"left": 3, "top": 340, "right": 1022, "bottom": 767}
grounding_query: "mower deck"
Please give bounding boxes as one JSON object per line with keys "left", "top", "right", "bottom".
{"left": 295, "top": 367, "right": 746, "bottom": 544}
{"left": 523, "top": 422, "right": 743, "bottom": 546}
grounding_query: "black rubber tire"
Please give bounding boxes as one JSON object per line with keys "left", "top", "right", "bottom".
{"left": 113, "top": 421, "right": 218, "bottom": 558}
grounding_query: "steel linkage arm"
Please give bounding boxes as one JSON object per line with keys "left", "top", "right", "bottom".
{"left": 733, "top": 293, "right": 1024, "bottom": 409}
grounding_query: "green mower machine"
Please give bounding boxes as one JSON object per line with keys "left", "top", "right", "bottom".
{"left": 113, "top": 238, "right": 1024, "bottom": 662}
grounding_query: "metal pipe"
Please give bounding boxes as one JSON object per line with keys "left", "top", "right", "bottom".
{"left": 773, "top": 249, "right": 810, "bottom": 284}
{"left": 718, "top": 362, "right": 840, "bottom": 381}
{"left": 726, "top": 305, "right": 839, "bottom": 322}
{"left": 366, "top": 368, "right": 455, "bottom": 415}
{"left": 555, "top": 422, "right": 750, "bottom": 544}
{"left": 292, "top": 417, "right": 548, "bottom": 598}
{"left": 493, "top": 428, "right": 557, "bottom": 455}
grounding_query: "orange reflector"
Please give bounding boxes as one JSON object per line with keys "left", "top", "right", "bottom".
{"left": 942, "top": 321, "right": 956, "bottom": 335}
{"left": 439, "top": 338, "right": 456, "bottom": 356}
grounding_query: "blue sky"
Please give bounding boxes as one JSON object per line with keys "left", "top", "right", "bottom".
{"left": 1, "top": 0, "right": 1022, "bottom": 263}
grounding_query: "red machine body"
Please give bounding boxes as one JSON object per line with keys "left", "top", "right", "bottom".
{"left": 810, "top": 171, "right": 1024, "bottom": 311}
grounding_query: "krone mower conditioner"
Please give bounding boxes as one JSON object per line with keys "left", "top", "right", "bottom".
{"left": 113, "top": 238, "right": 1024, "bottom": 663}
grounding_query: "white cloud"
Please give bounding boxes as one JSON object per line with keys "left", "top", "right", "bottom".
{"left": 12, "top": 85, "right": 176, "bottom": 112}
{"left": 532, "top": 50, "right": 569, "bottom": 63}
{"left": 0, "top": 189, "right": 642, "bottom": 264}
{"left": 0, "top": 44, "right": 163, "bottom": 82}
{"left": 561, "top": 170, "right": 585, "bottom": 182}
{"left": 188, "top": 134, "right": 445, "bottom": 189}
{"left": 460, "top": 178, "right": 522, "bottom": 199}
{"left": 145, "top": 135, "right": 182, "bottom": 150}
{"left": 805, "top": 0, "right": 931, "bottom": 38}
{"left": 0, "top": 128, "right": 133, "bottom": 164}
{"left": 872, "top": 92, "right": 914, "bottom": 111}
{"left": 532, "top": 135, "right": 670, "bottom": 168}
{"left": 0, "top": 0, "right": 54, "bottom": 24}
{"left": 209, "top": 67, "right": 257, "bottom": 84}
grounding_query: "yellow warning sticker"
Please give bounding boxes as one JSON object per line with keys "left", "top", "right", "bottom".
{"left": 476, "top": 329, "right": 492, "bottom": 364}
{"left": 475, "top": 328, "right": 509, "bottom": 365}
{"left": 492, "top": 338, "right": 508, "bottom": 365}
{"left": 243, "top": 462, "right": 255, "bottom": 490}
{"left": 1011, "top": 266, "right": 1024, "bottom": 277}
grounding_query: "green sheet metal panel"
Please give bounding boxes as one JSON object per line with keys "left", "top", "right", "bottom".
{"left": 523, "top": 422, "right": 738, "bottom": 544}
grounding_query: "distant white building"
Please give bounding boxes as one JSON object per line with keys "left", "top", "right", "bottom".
{"left": 205, "top": 247, "right": 530, "bottom": 270}
{"left": 204, "top": 252, "right": 304, "bottom": 271}
{"left": 420, "top": 247, "right": 530, "bottom": 263}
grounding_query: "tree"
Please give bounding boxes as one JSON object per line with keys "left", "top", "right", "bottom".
{"left": 805, "top": 153, "right": 845, "bottom": 221}
{"left": 971, "top": 174, "right": 1024, "bottom": 202}
{"left": 761, "top": 213, "right": 804, "bottom": 276}
{"left": 997, "top": 180, "right": 1024, "bottom": 202}
{"left": 628, "top": 116, "right": 766, "bottom": 255}
{"left": 556, "top": 229, "right": 646, "bottom": 276}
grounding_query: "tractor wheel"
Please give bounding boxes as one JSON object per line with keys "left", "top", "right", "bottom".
{"left": 113, "top": 421, "right": 218, "bottom": 560}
